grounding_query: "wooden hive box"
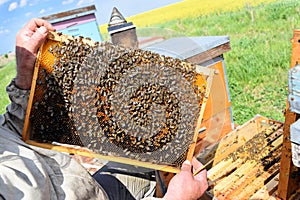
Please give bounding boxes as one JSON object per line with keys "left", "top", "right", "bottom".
{"left": 198, "top": 115, "right": 283, "bottom": 199}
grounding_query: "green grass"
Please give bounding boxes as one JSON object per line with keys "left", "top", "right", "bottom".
{"left": 147, "top": 0, "right": 300, "bottom": 124}
{"left": 0, "top": 60, "right": 16, "bottom": 114}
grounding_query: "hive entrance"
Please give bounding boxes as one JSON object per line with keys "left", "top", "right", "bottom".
{"left": 23, "top": 32, "right": 213, "bottom": 171}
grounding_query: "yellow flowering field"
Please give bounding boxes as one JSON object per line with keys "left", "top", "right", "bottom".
{"left": 100, "top": 0, "right": 277, "bottom": 34}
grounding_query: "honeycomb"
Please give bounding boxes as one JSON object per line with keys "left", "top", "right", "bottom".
{"left": 24, "top": 32, "right": 211, "bottom": 169}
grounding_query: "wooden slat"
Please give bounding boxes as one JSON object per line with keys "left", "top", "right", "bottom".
{"left": 233, "top": 138, "right": 282, "bottom": 199}
{"left": 278, "top": 29, "right": 300, "bottom": 200}
{"left": 208, "top": 132, "right": 282, "bottom": 188}
{"left": 250, "top": 174, "right": 279, "bottom": 199}
{"left": 277, "top": 109, "right": 299, "bottom": 199}
{"left": 22, "top": 43, "right": 44, "bottom": 141}
{"left": 212, "top": 155, "right": 281, "bottom": 199}
{"left": 187, "top": 66, "right": 215, "bottom": 162}
{"left": 26, "top": 140, "right": 181, "bottom": 173}
{"left": 42, "top": 5, "right": 96, "bottom": 21}
{"left": 212, "top": 160, "right": 257, "bottom": 197}
{"left": 203, "top": 116, "right": 283, "bottom": 199}
{"left": 208, "top": 158, "right": 243, "bottom": 183}
{"left": 186, "top": 42, "right": 231, "bottom": 64}
{"left": 250, "top": 186, "right": 276, "bottom": 200}
{"left": 224, "top": 165, "right": 261, "bottom": 199}
{"left": 235, "top": 162, "right": 280, "bottom": 199}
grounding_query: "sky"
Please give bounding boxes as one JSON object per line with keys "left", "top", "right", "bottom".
{"left": 0, "top": 0, "right": 182, "bottom": 55}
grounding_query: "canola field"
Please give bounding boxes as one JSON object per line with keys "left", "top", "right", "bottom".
{"left": 100, "top": 0, "right": 277, "bottom": 34}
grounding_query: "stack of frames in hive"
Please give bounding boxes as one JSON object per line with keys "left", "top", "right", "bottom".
{"left": 22, "top": 32, "right": 214, "bottom": 173}
{"left": 198, "top": 115, "right": 283, "bottom": 199}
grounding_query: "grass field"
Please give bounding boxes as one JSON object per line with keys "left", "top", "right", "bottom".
{"left": 0, "top": 61, "right": 16, "bottom": 114}
{"left": 0, "top": 0, "right": 299, "bottom": 125}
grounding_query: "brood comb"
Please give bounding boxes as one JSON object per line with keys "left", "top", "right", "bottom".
{"left": 22, "top": 32, "right": 214, "bottom": 172}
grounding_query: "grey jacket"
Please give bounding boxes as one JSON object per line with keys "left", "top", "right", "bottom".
{"left": 0, "top": 80, "right": 109, "bottom": 200}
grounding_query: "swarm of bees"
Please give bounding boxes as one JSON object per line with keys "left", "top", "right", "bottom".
{"left": 29, "top": 32, "right": 207, "bottom": 166}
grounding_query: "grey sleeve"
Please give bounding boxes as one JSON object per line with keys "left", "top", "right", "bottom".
{"left": 0, "top": 80, "right": 110, "bottom": 200}
{"left": 0, "top": 79, "right": 30, "bottom": 136}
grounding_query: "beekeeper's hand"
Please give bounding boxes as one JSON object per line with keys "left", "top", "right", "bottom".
{"left": 15, "top": 18, "right": 54, "bottom": 89}
{"left": 164, "top": 157, "right": 208, "bottom": 200}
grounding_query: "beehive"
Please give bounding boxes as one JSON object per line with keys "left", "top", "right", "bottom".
{"left": 198, "top": 115, "right": 283, "bottom": 199}
{"left": 22, "top": 32, "right": 214, "bottom": 172}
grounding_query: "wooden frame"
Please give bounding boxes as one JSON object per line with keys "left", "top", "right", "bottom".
{"left": 22, "top": 32, "right": 215, "bottom": 173}
{"left": 198, "top": 115, "right": 283, "bottom": 199}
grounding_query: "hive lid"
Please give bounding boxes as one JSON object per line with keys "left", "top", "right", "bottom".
{"left": 144, "top": 36, "right": 230, "bottom": 60}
